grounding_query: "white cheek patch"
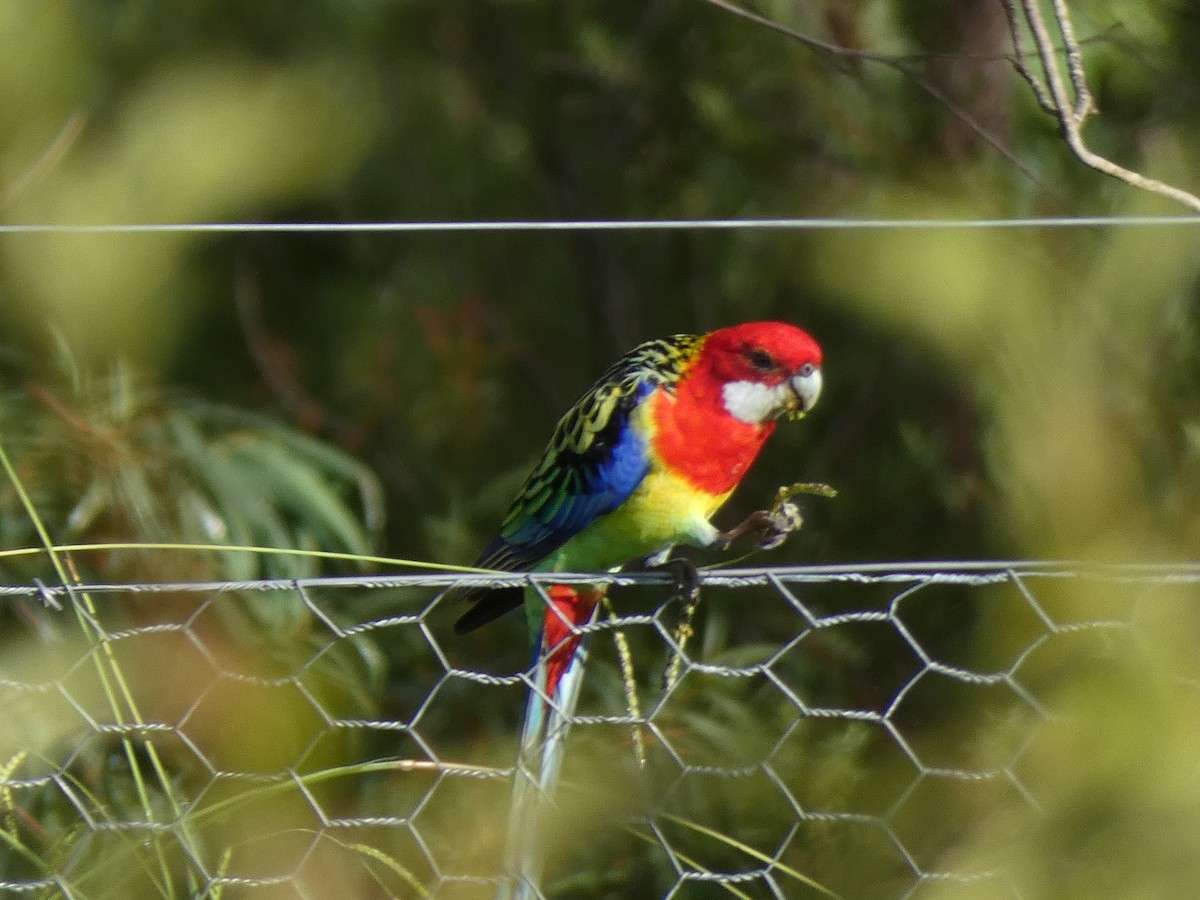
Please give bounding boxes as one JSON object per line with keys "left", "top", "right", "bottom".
{"left": 721, "top": 380, "right": 787, "bottom": 424}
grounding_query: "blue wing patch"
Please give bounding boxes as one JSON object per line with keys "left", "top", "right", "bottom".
{"left": 475, "top": 379, "right": 653, "bottom": 572}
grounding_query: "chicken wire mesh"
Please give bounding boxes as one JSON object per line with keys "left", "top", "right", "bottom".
{"left": 1, "top": 561, "right": 1198, "bottom": 899}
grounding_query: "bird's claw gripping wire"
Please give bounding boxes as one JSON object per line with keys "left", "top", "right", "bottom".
{"left": 648, "top": 555, "right": 701, "bottom": 604}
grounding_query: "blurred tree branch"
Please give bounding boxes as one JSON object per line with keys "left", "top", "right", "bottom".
{"left": 700, "top": 0, "right": 1038, "bottom": 181}
{"left": 234, "top": 258, "right": 330, "bottom": 433}
{"left": 1002, "top": 0, "right": 1200, "bottom": 213}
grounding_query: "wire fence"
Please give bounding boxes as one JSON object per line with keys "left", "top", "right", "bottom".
{"left": 4, "top": 214, "right": 1200, "bottom": 234}
{"left": 1, "top": 561, "right": 1197, "bottom": 899}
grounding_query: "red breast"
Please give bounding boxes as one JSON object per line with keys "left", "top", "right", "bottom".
{"left": 650, "top": 388, "right": 773, "bottom": 496}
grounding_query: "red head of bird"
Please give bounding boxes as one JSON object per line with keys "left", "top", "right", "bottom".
{"left": 649, "top": 321, "right": 823, "bottom": 498}
{"left": 687, "top": 321, "right": 824, "bottom": 426}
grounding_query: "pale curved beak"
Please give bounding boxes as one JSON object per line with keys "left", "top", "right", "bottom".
{"left": 789, "top": 366, "right": 823, "bottom": 414}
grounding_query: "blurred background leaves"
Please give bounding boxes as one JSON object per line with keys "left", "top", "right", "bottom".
{"left": 2, "top": 0, "right": 1200, "bottom": 896}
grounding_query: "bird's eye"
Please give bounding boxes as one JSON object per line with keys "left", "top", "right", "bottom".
{"left": 798, "top": 362, "right": 816, "bottom": 377}
{"left": 746, "top": 348, "right": 777, "bottom": 371}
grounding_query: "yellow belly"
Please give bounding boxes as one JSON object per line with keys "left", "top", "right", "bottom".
{"left": 542, "top": 467, "right": 731, "bottom": 574}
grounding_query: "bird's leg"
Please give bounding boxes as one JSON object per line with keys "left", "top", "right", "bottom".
{"left": 648, "top": 555, "right": 701, "bottom": 604}
{"left": 713, "top": 509, "right": 773, "bottom": 550}
{"left": 715, "top": 481, "right": 834, "bottom": 552}
{"left": 714, "top": 503, "right": 802, "bottom": 552}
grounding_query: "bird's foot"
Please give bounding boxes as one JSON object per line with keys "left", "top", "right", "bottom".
{"left": 758, "top": 500, "right": 804, "bottom": 550}
{"left": 647, "top": 555, "right": 701, "bottom": 604}
{"left": 715, "top": 481, "right": 837, "bottom": 553}
{"left": 715, "top": 509, "right": 792, "bottom": 552}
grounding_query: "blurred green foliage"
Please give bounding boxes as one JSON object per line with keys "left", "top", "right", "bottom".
{"left": 3, "top": 0, "right": 1200, "bottom": 896}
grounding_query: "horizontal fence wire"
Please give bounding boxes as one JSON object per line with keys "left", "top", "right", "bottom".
{"left": 1, "top": 561, "right": 1198, "bottom": 899}
{"left": 6, "top": 559, "right": 1200, "bottom": 597}
{"left": 3, "top": 215, "right": 1200, "bottom": 234}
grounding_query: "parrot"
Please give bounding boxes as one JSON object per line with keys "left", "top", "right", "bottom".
{"left": 465, "top": 321, "right": 824, "bottom": 900}
{"left": 455, "top": 320, "right": 824, "bottom": 639}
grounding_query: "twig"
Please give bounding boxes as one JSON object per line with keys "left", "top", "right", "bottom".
{"left": 1000, "top": 0, "right": 1055, "bottom": 113}
{"left": 699, "top": 0, "right": 1039, "bottom": 182}
{"left": 26, "top": 381, "right": 120, "bottom": 447}
{"left": 662, "top": 587, "right": 702, "bottom": 694}
{"left": 603, "top": 595, "right": 648, "bottom": 768}
{"left": 234, "top": 257, "right": 355, "bottom": 436}
{"left": 1003, "top": 0, "right": 1200, "bottom": 213}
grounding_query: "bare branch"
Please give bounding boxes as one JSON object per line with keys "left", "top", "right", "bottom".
{"left": 1000, "top": 0, "right": 1056, "bottom": 113}
{"left": 233, "top": 255, "right": 361, "bottom": 440}
{"left": 701, "top": 0, "right": 1039, "bottom": 182}
{"left": 701, "top": 0, "right": 886, "bottom": 63}
{"left": 1052, "top": 0, "right": 1093, "bottom": 120}
{"left": 1004, "top": 0, "right": 1200, "bottom": 213}
{"left": 702, "top": 0, "right": 1115, "bottom": 66}
{"left": 1018, "top": 0, "right": 1078, "bottom": 123}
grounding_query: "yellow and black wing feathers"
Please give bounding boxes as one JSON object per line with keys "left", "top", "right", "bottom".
{"left": 455, "top": 334, "right": 702, "bottom": 633}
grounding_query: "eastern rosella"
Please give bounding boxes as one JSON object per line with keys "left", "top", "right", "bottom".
{"left": 467, "top": 321, "right": 823, "bottom": 900}
{"left": 456, "top": 320, "right": 824, "bottom": 637}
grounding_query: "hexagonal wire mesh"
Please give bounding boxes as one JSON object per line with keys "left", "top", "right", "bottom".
{"left": 0, "top": 561, "right": 1197, "bottom": 899}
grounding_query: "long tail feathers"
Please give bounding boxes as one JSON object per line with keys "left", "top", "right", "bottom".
{"left": 455, "top": 585, "right": 526, "bottom": 634}
{"left": 497, "top": 585, "right": 603, "bottom": 900}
